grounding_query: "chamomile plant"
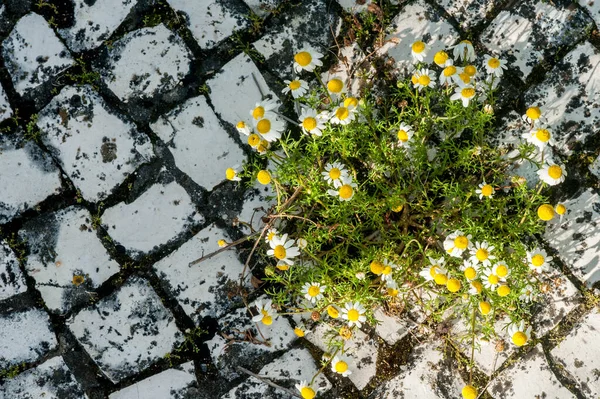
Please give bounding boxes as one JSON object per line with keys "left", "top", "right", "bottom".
{"left": 223, "top": 40, "right": 567, "bottom": 398}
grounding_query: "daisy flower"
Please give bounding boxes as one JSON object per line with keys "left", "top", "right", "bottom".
{"left": 380, "top": 259, "right": 398, "bottom": 282}
{"left": 327, "top": 176, "right": 357, "bottom": 201}
{"left": 461, "top": 259, "right": 478, "bottom": 281}
{"left": 482, "top": 267, "right": 503, "bottom": 290}
{"left": 508, "top": 320, "right": 532, "bottom": 347}
{"left": 225, "top": 166, "right": 241, "bottom": 182}
{"left": 235, "top": 120, "right": 252, "bottom": 135}
{"left": 298, "top": 108, "right": 327, "bottom": 136}
{"left": 526, "top": 248, "right": 552, "bottom": 273}
{"left": 457, "top": 68, "right": 472, "bottom": 85}
{"left": 463, "top": 64, "right": 477, "bottom": 78}
{"left": 396, "top": 122, "right": 414, "bottom": 147}
{"left": 523, "top": 126, "right": 555, "bottom": 150}
{"left": 522, "top": 106, "right": 545, "bottom": 125}
{"left": 293, "top": 324, "right": 311, "bottom": 337}
{"left": 295, "top": 380, "right": 318, "bottom": 399}
{"left": 411, "top": 40, "right": 427, "bottom": 63}
{"left": 247, "top": 133, "right": 260, "bottom": 148}
{"left": 326, "top": 76, "right": 346, "bottom": 97}
{"left": 519, "top": 284, "right": 535, "bottom": 302}
{"left": 264, "top": 228, "right": 279, "bottom": 244}
{"left": 254, "top": 116, "right": 285, "bottom": 142}
{"left": 478, "top": 300, "right": 492, "bottom": 315}
{"left": 250, "top": 98, "right": 278, "bottom": 121}
{"left": 446, "top": 278, "right": 461, "bottom": 293}
{"left": 386, "top": 279, "right": 400, "bottom": 297}
{"left": 450, "top": 85, "right": 477, "bottom": 107}
{"left": 256, "top": 139, "right": 270, "bottom": 155}
{"left": 251, "top": 299, "right": 277, "bottom": 325}
{"left": 469, "top": 280, "right": 483, "bottom": 295}
{"left": 293, "top": 47, "right": 323, "bottom": 73}
{"left": 343, "top": 96, "right": 359, "bottom": 110}
{"left": 462, "top": 385, "right": 478, "bottom": 399}
{"left": 433, "top": 50, "right": 450, "bottom": 67}
{"left": 419, "top": 256, "right": 446, "bottom": 281}
{"left": 537, "top": 161, "right": 567, "bottom": 185}
{"left": 341, "top": 301, "right": 367, "bottom": 328}
{"left": 331, "top": 354, "right": 353, "bottom": 377}
{"left": 322, "top": 161, "right": 349, "bottom": 188}
{"left": 330, "top": 105, "right": 357, "bottom": 125}
{"left": 452, "top": 40, "right": 475, "bottom": 62}
{"left": 470, "top": 241, "right": 496, "bottom": 267}
{"left": 443, "top": 230, "right": 473, "bottom": 257}
{"left": 267, "top": 233, "right": 300, "bottom": 267}
{"left": 282, "top": 78, "right": 308, "bottom": 99}
{"left": 439, "top": 61, "right": 460, "bottom": 86}
{"left": 497, "top": 283, "right": 511, "bottom": 297}
{"left": 475, "top": 181, "right": 494, "bottom": 199}
{"left": 492, "top": 261, "right": 510, "bottom": 279}
{"left": 537, "top": 204, "right": 555, "bottom": 221}
{"left": 302, "top": 282, "right": 326, "bottom": 303}
{"left": 483, "top": 54, "right": 507, "bottom": 77}
{"left": 327, "top": 305, "right": 339, "bottom": 318}
{"left": 411, "top": 68, "right": 436, "bottom": 91}
{"left": 555, "top": 203, "right": 567, "bottom": 218}
{"left": 257, "top": 170, "right": 271, "bottom": 185}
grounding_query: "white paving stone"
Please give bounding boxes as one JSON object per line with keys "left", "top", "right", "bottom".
{"left": 481, "top": 2, "right": 593, "bottom": 80}
{"left": 57, "top": 0, "right": 138, "bottom": 52}
{"left": 243, "top": 0, "right": 283, "bottom": 17}
{"left": 0, "top": 308, "right": 57, "bottom": 369}
{"left": 579, "top": 0, "right": 600, "bottom": 27}
{"left": 68, "top": 276, "right": 183, "bottom": 383}
{"left": 37, "top": 85, "right": 153, "bottom": 202}
{"left": 236, "top": 181, "right": 276, "bottom": 234}
{"left": 167, "top": 0, "right": 248, "bottom": 50}
{"left": 0, "top": 356, "right": 87, "bottom": 399}
{"left": 102, "top": 180, "right": 204, "bottom": 259}
{"left": 522, "top": 42, "right": 600, "bottom": 155}
{"left": 207, "top": 52, "right": 280, "bottom": 128}
{"left": 551, "top": 310, "right": 600, "bottom": 397}
{"left": 0, "top": 240, "right": 27, "bottom": 301}
{"left": 221, "top": 347, "right": 331, "bottom": 399}
{"left": 109, "top": 361, "right": 197, "bottom": 399}
{"left": 489, "top": 344, "right": 573, "bottom": 399}
{"left": 0, "top": 135, "right": 62, "bottom": 223}
{"left": 377, "top": 0, "right": 459, "bottom": 77}
{"left": 150, "top": 95, "right": 246, "bottom": 191}
{"left": 437, "top": 0, "right": 494, "bottom": 30}
{"left": 544, "top": 189, "right": 600, "bottom": 287}
{"left": 373, "top": 307, "right": 410, "bottom": 346}
{"left": 0, "top": 82, "right": 12, "bottom": 122}
{"left": 369, "top": 343, "right": 463, "bottom": 399}
{"left": 320, "top": 42, "right": 374, "bottom": 98}
{"left": 19, "top": 206, "right": 120, "bottom": 314}
{"left": 532, "top": 271, "right": 581, "bottom": 336}
{"left": 2, "top": 13, "right": 74, "bottom": 95}
{"left": 153, "top": 223, "right": 249, "bottom": 323}
{"left": 337, "top": 0, "right": 372, "bottom": 14}
{"left": 306, "top": 321, "right": 378, "bottom": 390}
{"left": 101, "top": 25, "right": 192, "bottom": 102}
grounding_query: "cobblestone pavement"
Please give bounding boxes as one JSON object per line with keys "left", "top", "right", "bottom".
{"left": 0, "top": 0, "right": 600, "bottom": 398}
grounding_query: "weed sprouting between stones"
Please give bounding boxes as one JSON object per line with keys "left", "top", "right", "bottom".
{"left": 219, "top": 39, "right": 568, "bottom": 398}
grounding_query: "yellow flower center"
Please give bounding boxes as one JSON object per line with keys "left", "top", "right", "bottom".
{"left": 261, "top": 310, "right": 273, "bottom": 326}
{"left": 218, "top": 239, "right": 226, "bottom": 247}
{"left": 454, "top": 235, "right": 469, "bottom": 249}
{"left": 476, "top": 248, "right": 488, "bottom": 261}
{"left": 339, "top": 184, "right": 353, "bottom": 200}
{"left": 335, "top": 361, "right": 348, "bottom": 373}
{"left": 488, "top": 274, "right": 499, "bottom": 285}
{"left": 434, "top": 273, "right": 448, "bottom": 285}
{"left": 412, "top": 41, "right": 425, "bottom": 54}
{"left": 512, "top": 331, "right": 528, "bottom": 346}
{"left": 487, "top": 58, "right": 500, "bottom": 69}
{"left": 479, "top": 301, "right": 491, "bottom": 315}
{"left": 302, "top": 117, "right": 317, "bottom": 131}
{"left": 418, "top": 75, "right": 431, "bottom": 86}
{"left": 387, "top": 288, "right": 399, "bottom": 297}
{"left": 339, "top": 326, "right": 352, "bottom": 340}
{"left": 257, "top": 170, "right": 271, "bottom": 185}
{"left": 267, "top": 231, "right": 276, "bottom": 241}
{"left": 300, "top": 387, "right": 316, "bottom": 399}
{"left": 294, "top": 327, "right": 305, "bottom": 337}
{"left": 308, "top": 285, "right": 321, "bottom": 297}
{"left": 464, "top": 65, "right": 476, "bottom": 76}
{"left": 289, "top": 80, "right": 301, "bottom": 90}
{"left": 464, "top": 267, "right": 476, "bottom": 280}
{"left": 370, "top": 261, "right": 384, "bottom": 274}
{"left": 471, "top": 281, "right": 482, "bottom": 294}
{"left": 555, "top": 204, "right": 566, "bottom": 215}
{"left": 236, "top": 121, "right": 246, "bottom": 129}
{"left": 248, "top": 134, "right": 260, "bottom": 147}
{"left": 276, "top": 264, "right": 289, "bottom": 271}
{"left": 411, "top": 74, "right": 418, "bottom": 84}
{"left": 397, "top": 129, "right": 409, "bottom": 142}
{"left": 392, "top": 204, "right": 403, "bottom": 212}
{"left": 434, "top": 51, "right": 448, "bottom": 65}
{"left": 531, "top": 254, "right": 544, "bottom": 267}
{"left": 327, "top": 78, "right": 344, "bottom": 93}
{"left": 497, "top": 285, "right": 510, "bottom": 297}
{"left": 462, "top": 385, "right": 478, "bottom": 399}
{"left": 537, "top": 204, "right": 555, "bottom": 221}
{"left": 329, "top": 167, "right": 341, "bottom": 180}
{"left": 481, "top": 184, "right": 493, "bottom": 197}
{"left": 447, "top": 278, "right": 461, "bottom": 293}
{"left": 382, "top": 266, "right": 392, "bottom": 275}
{"left": 252, "top": 106, "right": 265, "bottom": 120}
{"left": 344, "top": 97, "right": 359, "bottom": 108}
{"left": 443, "top": 65, "right": 457, "bottom": 77}
{"left": 459, "top": 73, "right": 471, "bottom": 84}
{"left": 347, "top": 309, "right": 359, "bottom": 321}
{"left": 461, "top": 87, "right": 476, "bottom": 98}
{"left": 327, "top": 306, "right": 339, "bottom": 318}
{"left": 526, "top": 106, "right": 541, "bottom": 120}
{"left": 336, "top": 107, "right": 350, "bottom": 121}
{"left": 496, "top": 265, "right": 508, "bottom": 278}
{"left": 535, "top": 129, "right": 550, "bottom": 142}
{"left": 548, "top": 165, "right": 563, "bottom": 179}
{"left": 294, "top": 51, "right": 312, "bottom": 67}
{"left": 256, "top": 119, "right": 271, "bottom": 134}
{"left": 273, "top": 245, "right": 286, "bottom": 260}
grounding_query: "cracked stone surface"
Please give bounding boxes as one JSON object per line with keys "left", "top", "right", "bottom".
{"left": 243, "top": 0, "right": 284, "bottom": 17}
{"left": 531, "top": 271, "right": 581, "bottom": 336}
{"left": 57, "top": 0, "right": 138, "bottom": 52}
{"left": 102, "top": 180, "right": 204, "bottom": 259}
{"left": 0, "top": 356, "right": 87, "bottom": 399}
{"left": 2, "top": 13, "right": 74, "bottom": 96}
{"left": 68, "top": 276, "right": 183, "bottom": 383}
{"left": 19, "top": 206, "right": 121, "bottom": 314}
{"left": 579, "top": 0, "right": 600, "bottom": 27}
{"left": 37, "top": 85, "right": 153, "bottom": 202}
{"left": 0, "top": 82, "right": 12, "bottom": 122}
{"left": 153, "top": 223, "right": 249, "bottom": 323}
{"left": 437, "top": 0, "right": 495, "bottom": 30}
{"left": 373, "top": 307, "right": 411, "bottom": 346}
{"left": 108, "top": 361, "right": 198, "bottom": 399}
{"left": 0, "top": 133, "right": 62, "bottom": 223}
{"left": 0, "top": 240, "right": 27, "bottom": 301}
{"left": 551, "top": 311, "right": 600, "bottom": 397}
{"left": 237, "top": 181, "right": 276, "bottom": 234}
{"left": 150, "top": 95, "right": 246, "bottom": 191}
{"left": 99, "top": 24, "right": 193, "bottom": 103}
{"left": 0, "top": 308, "right": 57, "bottom": 369}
